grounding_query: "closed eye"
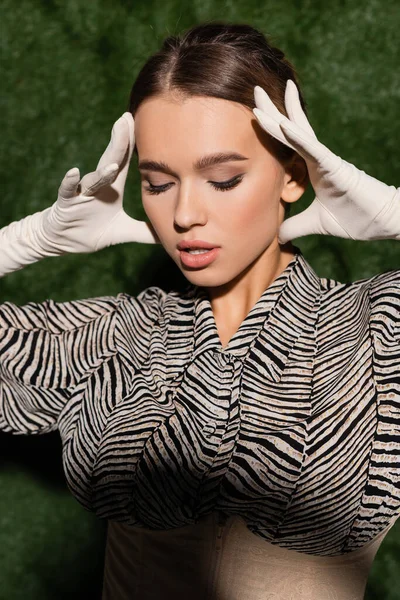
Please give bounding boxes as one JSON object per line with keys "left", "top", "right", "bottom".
{"left": 143, "top": 175, "right": 244, "bottom": 195}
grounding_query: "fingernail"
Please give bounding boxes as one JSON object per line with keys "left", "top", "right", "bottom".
{"left": 67, "top": 167, "right": 79, "bottom": 177}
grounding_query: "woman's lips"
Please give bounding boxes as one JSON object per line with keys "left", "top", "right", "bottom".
{"left": 177, "top": 240, "right": 219, "bottom": 250}
{"left": 179, "top": 247, "right": 220, "bottom": 268}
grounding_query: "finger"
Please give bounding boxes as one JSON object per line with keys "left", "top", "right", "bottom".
{"left": 58, "top": 167, "right": 81, "bottom": 200}
{"left": 114, "top": 112, "right": 135, "bottom": 180}
{"left": 96, "top": 113, "right": 132, "bottom": 172}
{"left": 284, "top": 80, "right": 316, "bottom": 139}
{"left": 80, "top": 163, "right": 119, "bottom": 197}
{"left": 279, "top": 120, "right": 331, "bottom": 164}
{"left": 254, "top": 85, "right": 285, "bottom": 122}
{"left": 121, "top": 112, "right": 135, "bottom": 156}
{"left": 253, "top": 108, "right": 296, "bottom": 151}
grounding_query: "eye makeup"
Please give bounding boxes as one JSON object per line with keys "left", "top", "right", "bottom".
{"left": 144, "top": 174, "right": 244, "bottom": 195}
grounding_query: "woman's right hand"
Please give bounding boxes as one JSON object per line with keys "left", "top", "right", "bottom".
{"left": 40, "top": 112, "right": 160, "bottom": 254}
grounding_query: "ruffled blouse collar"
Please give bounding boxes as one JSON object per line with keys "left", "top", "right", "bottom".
{"left": 164, "top": 247, "right": 322, "bottom": 383}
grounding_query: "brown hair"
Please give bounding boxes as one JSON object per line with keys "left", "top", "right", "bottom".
{"left": 128, "top": 21, "right": 308, "bottom": 218}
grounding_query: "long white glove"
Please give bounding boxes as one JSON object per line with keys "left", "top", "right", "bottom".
{"left": 253, "top": 80, "right": 400, "bottom": 244}
{"left": 0, "top": 112, "right": 159, "bottom": 278}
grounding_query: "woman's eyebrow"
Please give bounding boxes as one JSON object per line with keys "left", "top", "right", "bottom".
{"left": 138, "top": 152, "right": 249, "bottom": 176}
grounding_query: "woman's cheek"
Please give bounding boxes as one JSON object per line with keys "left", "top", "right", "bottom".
{"left": 143, "top": 198, "right": 163, "bottom": 225}
{"left": 141, "top": 202, "right": 162, "bottom": 243}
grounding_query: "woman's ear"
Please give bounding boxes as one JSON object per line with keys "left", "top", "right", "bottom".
{"left": 281, "top": 154, "right": 309, "bottom": 204}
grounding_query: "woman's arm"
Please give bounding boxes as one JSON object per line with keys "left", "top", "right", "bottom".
{"left": 0, "top": 112, "right": 158, "bottom": 278}
{"left": 0, "top": 294, "right": 120, "bottom": 435}
{"left": 0, "top": 113, "right": 159, "bottom": 435}
{"left": 252, "top": 80, "right": 400, "bottom": 243}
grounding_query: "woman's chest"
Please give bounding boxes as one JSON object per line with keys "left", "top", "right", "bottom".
{"left": 58, "top": 320, "right": 398, "bottom": 554}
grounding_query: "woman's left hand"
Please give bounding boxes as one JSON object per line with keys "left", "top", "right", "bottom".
{"left": 253, "top": 80, "right": 400, "bottom": 244}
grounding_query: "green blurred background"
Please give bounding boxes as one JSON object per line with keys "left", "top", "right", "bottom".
{"left": 1, "top": 1, "right": 399, "bottom": 598}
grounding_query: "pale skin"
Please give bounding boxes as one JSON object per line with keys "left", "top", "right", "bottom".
{"left": 134, "top": 92, "right": 308, "bottom": 349}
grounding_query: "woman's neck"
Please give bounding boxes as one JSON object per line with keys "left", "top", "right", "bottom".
{"left": 205, "top": 241, "right": 295, "bottom": 329}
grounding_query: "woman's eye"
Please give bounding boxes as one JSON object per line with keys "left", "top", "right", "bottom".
{"left": 144, "top": 182, "right": 171, "bottom": 195}
{"left": 144, "top": 175, "right": 244, "bottom": 195}
{"left": 210, "top": 175, "right": 244, "bottom": 192}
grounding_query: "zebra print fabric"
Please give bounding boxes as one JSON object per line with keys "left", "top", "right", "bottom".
{"left": 1, "top": 249, "right": 399, "bottom": 556}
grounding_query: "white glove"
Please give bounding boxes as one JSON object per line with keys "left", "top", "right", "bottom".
{"left": 253, "top": 80, "right": 400, "bottom": 244}
{"left": 0, "top": 112, "right": 159, "bottom": 277}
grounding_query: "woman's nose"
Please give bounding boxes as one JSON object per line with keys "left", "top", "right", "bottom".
{"left": 173, "top": 185, "right": 208, "bottom": 230}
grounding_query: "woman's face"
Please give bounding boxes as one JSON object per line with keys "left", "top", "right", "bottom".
{"left": 134, "top": 93, "right": 304, "bottom": 291}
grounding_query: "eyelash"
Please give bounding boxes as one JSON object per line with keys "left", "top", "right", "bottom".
{"left": 144, "top": 175, "right": 244, "bottom": 195}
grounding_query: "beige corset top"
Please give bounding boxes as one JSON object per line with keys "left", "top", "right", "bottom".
{"left": 102, "top": 512, "right": 398, "bottom": 600}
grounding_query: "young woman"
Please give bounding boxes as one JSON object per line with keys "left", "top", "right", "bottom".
{"left": 1, "top": 22, "right": 399, "bottom": 600}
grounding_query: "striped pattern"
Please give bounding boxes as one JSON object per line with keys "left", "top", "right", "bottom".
{"left": 0, "top": 249, "right": 399, "bottom": 556}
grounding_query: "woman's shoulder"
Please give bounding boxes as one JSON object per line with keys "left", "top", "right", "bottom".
{"left": 116, "top": 284, "right": 191, "bottom": 311}
{"left": 114, "top": 284, "right": 196, "bottom": 328}
{"left": 317, "top": 266, "right": 400, "bottom": 302}
{"left": 314, "top": 266, "right": 399, "bottom": 343}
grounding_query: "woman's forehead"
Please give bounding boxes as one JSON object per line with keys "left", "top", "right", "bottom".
{"left": 134, "top": 94, "right": 260, "bottom": 158}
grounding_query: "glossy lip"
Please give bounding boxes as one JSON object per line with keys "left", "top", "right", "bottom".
{"left": 179, "top": 247, "right": 220, "bottom": 268}
{"left": 177, "top": 239, "right": 219, "bottom": 250}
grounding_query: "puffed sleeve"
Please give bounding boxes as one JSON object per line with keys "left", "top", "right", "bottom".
{"left": 367, "top": 268, "right": 400, "bottom": 527}
{"left": 0, "top": 295, "right": 121, "bottom": 435}
{"left": 369, "top": 268, "right": 400, "bottom": 348}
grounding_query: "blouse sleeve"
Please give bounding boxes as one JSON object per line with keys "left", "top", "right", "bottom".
{"left": 368, "top": 267, "right": 400, "bottom": 416}
{"left": 369, "top": 268, "right": 400, "bottom": 348}
{"left": 0, "top": 295, "right": 121, "bottom": 435}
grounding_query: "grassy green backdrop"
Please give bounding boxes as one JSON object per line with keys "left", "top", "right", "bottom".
{"left": 1, "top": 1, "right": 399, "bottom": 598}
